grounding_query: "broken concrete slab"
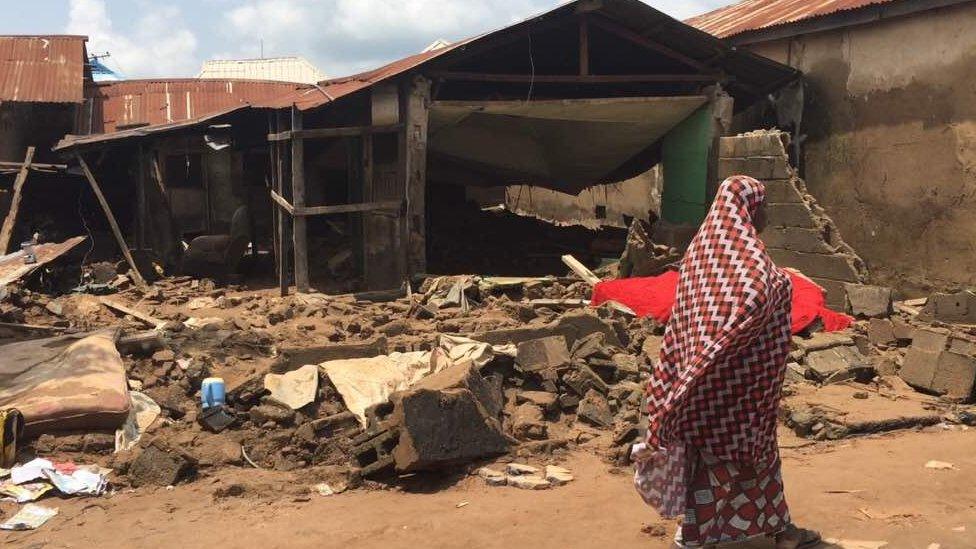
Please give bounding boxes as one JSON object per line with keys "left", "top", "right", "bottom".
{"left": 515, "top": 336, "right": 570, "bottom": 373}
{"left": 263, "top": 364, "right": 318, "bottom": 410}
{"left": 511, "top": 402, "right": 547, "bottom": 441}
{"left": 577, "top": 389, "right": 613, "bottom": 427}
{"left": 272, "top": 336, "right": 388, "bottom": 372}
{"left": 506, "top": 463, "right": 540, "bottom": 475}
{"left": 508, "top": 475, "right": 551, "bottom": 490}
{"left": 803, "top": 345, "right": 870, "bottom": 381}
{"left": 793, "top": 332, "right": 855, "bottom": 353}
{"left": 471, "top": 310, "right": 621, "bottom": 349}
{"left": 844, "top": 284, "right": 893, "bottom": 318}
{"left": 391, "top": 388, "right": 509, "bottom": 472}
{"left": 544, "top": 465, "right": 574, "bottom": 486}
{"left": 516, "top": 391, "right": 558, "bottom": 412}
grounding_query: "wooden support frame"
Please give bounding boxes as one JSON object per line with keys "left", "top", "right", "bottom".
{"left": 586, "top": 15, "right": 713, "bottom": 74}
{"left": 290, "top": 106, "right": 310, "bottom": 293}
{"left": 267, "top": 123, "right": 402, "bottom": 142}
{"left": 579, "top": 16, "right": 590, "bottom": 76}
{"left": 0, "top": 146, "right": 35, "bottom": 254}
{"left": 426, "top": 71, "right": 719, "bottom": 83}
{"left": 270, "top": 190, "right": 400, "bottom": 217}
{"left": 75, "top": 153, "right": 148, "bottom": 288}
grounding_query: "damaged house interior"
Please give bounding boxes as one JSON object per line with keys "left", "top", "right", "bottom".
{"left": 3, "top": 0, "right": 976, "bottom": 544}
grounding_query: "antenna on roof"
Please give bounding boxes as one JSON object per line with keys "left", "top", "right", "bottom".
{"left": 260, "top": 38, "right": 264, "bottom": 59}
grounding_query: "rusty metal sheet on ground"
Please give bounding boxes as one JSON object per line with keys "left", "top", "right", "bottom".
{"left": 0, "top": 236, "right": 86, "bottom": 287}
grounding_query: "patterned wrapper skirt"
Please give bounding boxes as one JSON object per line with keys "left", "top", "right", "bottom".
{"left": 677, "top": 449, "right": 791, "bottom": 547}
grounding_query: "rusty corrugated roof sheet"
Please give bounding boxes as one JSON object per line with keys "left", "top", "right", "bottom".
{"left": 0, "top": 236, "right": 86, "bottom": 286}
{"left": 92, "top": 78, "right": 311, "bottom": 132}
{"left": 0, "top": 35, "right": 88, "bottom": 103}
{"left": 686, "top": 0, "right": 895, "bottom": 38}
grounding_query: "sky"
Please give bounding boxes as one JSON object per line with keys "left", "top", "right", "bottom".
{"left": 0, "top": 0, "right": 730, "bottom": 79}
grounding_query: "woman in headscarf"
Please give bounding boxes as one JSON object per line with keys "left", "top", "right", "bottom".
{"left": 633, "top": 176, "right": 821, "bottom": 549}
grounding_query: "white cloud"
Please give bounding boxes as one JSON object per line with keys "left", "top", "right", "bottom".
{"left": 66, "top": 0, "right": 198, "bottom": 78}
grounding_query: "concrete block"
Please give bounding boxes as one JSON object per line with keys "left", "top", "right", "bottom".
{"left": 516, "top": 336, "right": 570, "bottom": 373}
{"left": 765, "top": 203, "right": 818, "bottom": 229}
{"left": 718, "top": 156, "right": 792, "bottom": 181}
{"left": 810, "top": 277, "right": 849, "bottom": 311}
{"left": 719, "top": 133, "right": 786, "bottom": 158}
{"left": 891, "top": 319, "right": 914, "bottom": 342}
{"left": 920, "top": 291, "right": 976, "bottom": 324}
{"left": 867, "top": 319, "right": 896, "bottom": 346}
{"left": 391, "top": 388, "right": 510, "bottom": 472}
{"left": 898, "top": 347, "right": 938, "bottom": 390}
{"left": 762, "top": 227, "right": 831, "bottom": 254}
{"left": 511, "top": 402, "right": 547, "bottom": 440}
{"left": 413, "top": 361, "right": 503, "bottom": 418}
{"left": 844, "top": 284, "right": 893, "bottom": 318}
{"left": 129, "top": 445, "right": 194, "bottom": 487}
{"left": 932, "top": 351, "right": 976, "bottom": 399}
{"left": 792, "top": 332, "right": 854, "bottom": 353}
{"left": 577, "top": 388, "right": 613, "bottom": 427}
{"left": 768, "top": 250, "right": 860, "bottom": 282}
{"left": 911, "top": 328, "right": 950, "bottom": 353}
{"left": 763, "top": 179, "right": 805, "bottom": 204}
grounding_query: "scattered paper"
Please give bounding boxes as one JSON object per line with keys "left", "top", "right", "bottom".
{"left": 44, "top": 468, "right": 107, "bottom": 496}
{"left": 115, "top": 391, "right": 162, "bottom": 452}
{"left": 0, "top": 482, "right": 53, "bottom": 503}
{"left": 314, "top": 483, "right": 334, "bottom": 497}
{"left": 10, "top": 458, "right": 54, "bottom": 484}
{"left": 824, "top": 540, "right": 888, "bottom": 549}
{"left": 925, "top": 460, "right": 957, "bottom": 470}
{"left": 187, "top": 296, "right": 219, "bottom": 310}
{"left": 183, "top": 317, "right": 225, "bottom": 330}
{"left": 264, "top": 365, "right": 319, "bottom": 410}
{"left": 0, "top": 504, "right": 58, "bottom": 530}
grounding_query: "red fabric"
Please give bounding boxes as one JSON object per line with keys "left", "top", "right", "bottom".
{"left": 592, "top": 269, "right": 850, "bottom": 335}
{"left": 632, "top": 176, "right": 793, "bottom": 519}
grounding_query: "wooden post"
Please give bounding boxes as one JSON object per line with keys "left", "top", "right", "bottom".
{"left": 403, "top": 76, "right": 431, "bottom": 276}
{"left": 273, "top": 110, "right": 288, "bottom": 297}
{"left": 579, "top": 16, "right": 590, "bottom": 76}
{"left": 137, "top": 145, "right": 147, "bottom": 249}
{"left": 361, "top": 133, "right": 373, "bottom": 285}
{"left": 76, "top": 153, "right": 148, "bottom": 288}
{"left": 291, "top": 106, "right": 310, "bottom": 293}
{"left": 0, "top": 146, "right": 35, "bottom": 254}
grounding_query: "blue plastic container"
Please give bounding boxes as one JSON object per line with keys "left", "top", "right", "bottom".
{"left": 200, "top": 377, "right": 226, "bottom": 409}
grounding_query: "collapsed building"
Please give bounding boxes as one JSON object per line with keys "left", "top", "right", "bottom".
{"left": 49, "top": 0, "right": 800, "bottom": 295}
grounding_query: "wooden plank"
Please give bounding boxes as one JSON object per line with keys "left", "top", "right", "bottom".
{"left": 273, "top": 110, "right": 288, "bottom": 297}
{"left": 76, "top": 154, "right": 148, "bottom": 288}
{"left": 361, "top": 133, "right": 373, "bottom": 286}
{"left": 0, "top": 160, "right": 67, "bottom": 171}
{"left": 137, "top": 145, "right": 147, "bottom": 249}
{"left": 99, "top": 297, "right": 165, "bottom": 328}
{"left": 270, "top": 189, "right": 295, "bottom": 215}
{"left": 427, "top": 71, "right": 718, "bottom": 83}
{"left": 0, "top": 321, "right": 65, "bottom": 332}
{"left": 0, "top": 146, "right": 35, "bottom": 254}
{"left": 298, "top": 200, "right": 402, "bottom": 216}
{"left": 291, "top": 106, "right": 310, "bottom": 293}
{"left": 268, "top": 123, "right": 403, "bottom": 142}
{"left": 561, "top": 254, "right": 601, "bottom": 286}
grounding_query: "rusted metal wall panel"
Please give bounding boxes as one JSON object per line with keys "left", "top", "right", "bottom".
{"left": 0, "top": 35, "right": 87, "bottom": 103}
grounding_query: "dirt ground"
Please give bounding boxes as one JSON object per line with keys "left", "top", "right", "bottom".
{"left": 4, "top": 428, "right": 974, "bottom": 549}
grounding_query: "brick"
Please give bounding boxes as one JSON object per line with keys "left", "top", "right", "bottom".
{"left": 762, "top": 227, "right": 831, "bottom": 254}
{"left": 763, "top": 179, "right": 805, "bottom": 203}
{"left": 516, "top": 336, "right": 570, "bottom": 373}
{"left": 718, "top": 156, "right": 792, "bottom": 180}
{"left": 765, "top": 203, "right": 818, "bottom": 229}
{"left": 844, "top": 284, "right": 893, "bottom": 318}
{"left": 768, "top": 250, "right": 860, "bottom": 282}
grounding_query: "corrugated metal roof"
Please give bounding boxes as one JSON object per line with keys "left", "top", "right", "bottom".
{"left": 92, "top": 78, "right": 311, "bottom": 132}
{"left": 0, "top": 35, "right": 88, "bottom": 103}
{"left": 54, "top": 106, "right": 245, "bottom": 151}
{"left": 198, "top": 57, "right": 327, "bottom": 84}
{"left": 686, "top": 0, "right": 895, "bottom": 38}
{"left": 261, "top": 0, "right": 798, "bottom": 112}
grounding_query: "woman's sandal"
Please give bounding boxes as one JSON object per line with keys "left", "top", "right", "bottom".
{"left": 774, "top": 524, "right": 822, "bottom": 549}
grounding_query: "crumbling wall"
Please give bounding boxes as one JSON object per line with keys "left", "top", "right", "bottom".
{"left": 719, "top": 130, "right": 866, "bottom": 309}
{"left": 738, "top": 2, "right": 976, "bottom": 293}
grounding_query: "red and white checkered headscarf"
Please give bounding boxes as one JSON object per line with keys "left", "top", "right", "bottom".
{"left": 633, "top": 176, "right": 793, "bottom": 516}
